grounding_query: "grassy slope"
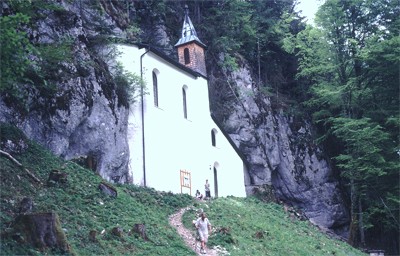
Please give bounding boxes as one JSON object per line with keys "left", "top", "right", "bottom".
{"left": 0, "top": 124, "right": 365, "bottom": 255}
{"left": 0, "top": 123, "right": 195, "bottom": 255}
{"left": 183, "top": 199, "right": 366, "bottom": 256}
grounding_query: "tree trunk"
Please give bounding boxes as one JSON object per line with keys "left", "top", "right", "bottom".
{"left": 348, "top": 179, "right": 358, "bottom": 246}
{"left": 358, "top": 197, "right": 365, "bottom": 246}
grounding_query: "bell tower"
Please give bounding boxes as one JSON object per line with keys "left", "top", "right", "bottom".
{"left": 175, "top": 5, "right": 207, "bottom": 77}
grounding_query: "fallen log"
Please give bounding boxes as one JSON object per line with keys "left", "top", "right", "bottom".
{"left": 0, "top": 149, "right": 43, "bottom": 185}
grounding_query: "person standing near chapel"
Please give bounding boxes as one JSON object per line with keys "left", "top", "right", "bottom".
{"left": 204, "top": 179, "right": 211, "bottom": 199}
{"left": 195, "top": 212, "right": 212, "bottom": 254}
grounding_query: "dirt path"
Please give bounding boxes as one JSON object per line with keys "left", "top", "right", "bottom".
{"left": 169, "top": 207, "right": 219, "bottom": 256}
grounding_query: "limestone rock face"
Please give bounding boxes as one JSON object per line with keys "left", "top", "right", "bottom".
{"left": 0, "top": 1, "right": 131, "bottom": 183}
{"left": 209, "top": 60, "right": 349, "bottom": 235}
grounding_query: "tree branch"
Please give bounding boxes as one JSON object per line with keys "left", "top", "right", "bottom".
{"left": 0, "top": 149, "right": 43, "bottom": 185}
{"left": 380, "top": 197, "right": 400, "bottom": 228}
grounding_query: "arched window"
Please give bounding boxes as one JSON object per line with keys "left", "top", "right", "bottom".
{"left": 152, "top": 71, "right": 159, "bottom": 107}
{"left": 184, "top": 48, "right": 190, "bottom": 64}
{"left": 211, "top": 129, "right": 216, "bottom": 146}
{"left": 213, "top": 166, "right": 218, "bottom": 198}
{"left": 182, "top": 86, "right": 188, "bottom": 119}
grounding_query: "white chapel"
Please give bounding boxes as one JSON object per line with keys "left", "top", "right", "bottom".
{"left": 117, "top": 6, "right": 249, "bottom": 197}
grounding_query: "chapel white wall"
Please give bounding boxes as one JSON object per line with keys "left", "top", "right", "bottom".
{"left": 117, "top": 44, "right": 246, "bottom": 197}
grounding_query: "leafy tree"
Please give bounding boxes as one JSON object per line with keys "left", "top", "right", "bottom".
{"left": 331, "top": 117, "right": 398, "bottom": 247}
{"left": 288, "top": 0, "right": 399, "bottom": 252}
{"left": 250, "top": 0, "right": 300, "bottom": 89}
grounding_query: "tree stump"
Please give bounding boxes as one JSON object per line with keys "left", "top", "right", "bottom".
{"left": 131, "top": 223, "right": 148, "bottom": 241}
{"left": 111, "top": 227, "right": 124, "bottom": 237}
{"left": 89, "top": 230, "right": 97, "bottom": 242}
{"left": 12, "top": 212, "right": 71, "bottom": 252}
{"left": 47, "top": 170, "right": 68, "bottom": 186}
{"left": 98, "top": 182, "right": 117, "bottom": 198}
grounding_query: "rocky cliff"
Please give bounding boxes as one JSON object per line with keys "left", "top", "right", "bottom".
{"left": 0, "top": 0, "right": 349, "bottom": 236}
{"left": 208, "top": 59, "right": 349, "bottom": 235}
{"left": 0, "top": 0, "right": 131, "bottom": 183}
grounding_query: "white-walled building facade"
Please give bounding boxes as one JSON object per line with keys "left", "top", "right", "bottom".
{"left": 116, "top": 7, "right": 248, "bottom": 197}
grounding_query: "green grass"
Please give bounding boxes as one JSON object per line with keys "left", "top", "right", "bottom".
{"left": 183, "top": 198, "right": 366, "bottom": 256}
{"left": 0, "top": 123, "right": 366, "bottom": 255}
{"left": 0, "top": 123, "right": 195, "bottom": 255}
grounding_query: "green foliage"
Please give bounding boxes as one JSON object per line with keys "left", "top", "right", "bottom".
{"left": 1, "top": 0, "right": 135, "bottom": 113}
{"left": 0, "top": 122, "right": 28, "bottom": 145}
{"left": 359, "top": 35, "right": 400, "bottom": 122}
{"left": 332, "top": 118, "right": 389, "bottom": 180}
{"left": 132, "top": 0, "right": 169, "bottom": 46}
{"left": 0, "top": 1, "right": 78, "bottom": 111}
{"left": 290, "top": 0, "right": 400, "bottom": 250}
{"left": 331, "top": 117, "right": 399, "bottom": 236}
{"left": 195, "top": 0, "right": 298, "bottom": 78}
{"left": 219, "top": 53, "right": 239, "bottom": 72}
{"left": 182, "top": 198, "right": 366, "bottom": 256}
{"left": 36, "top": 39, "right": 74, "bottom": 70}
{"left": 193, "top": 0, "right": 256, "bottom": 72}
{"left": 289, "top": 27, "right": 335, "bottom": 82}
{"left": 113, "top": 63, "right": 145, "bottom": 107}
{"left": 8, "top": 0, "right": 65, "bottom": 20}
{"left": 126, "top": 24, "right": 142, "bottom": 41}
{"left": 0, "top": 13, "right": 35, "bottom": 104}
{"left": 24, "top": 38, "right": 75, "bottom": 97}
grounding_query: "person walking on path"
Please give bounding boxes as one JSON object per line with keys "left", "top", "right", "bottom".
{"left": 204, "top": 179, "right": 211, "bottom": 199}
{"left": 195, "top": 212, "right": 212, "bottom": 254}
{"left": 169, "top": 208, "right": 219, "bottom": 255}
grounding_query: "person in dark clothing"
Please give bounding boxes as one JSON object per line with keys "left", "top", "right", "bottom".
{"left": 204, "top": 179, "right": 211, "bottom": 199}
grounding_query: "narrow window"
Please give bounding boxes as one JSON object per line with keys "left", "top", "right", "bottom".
{"left": 211, "top": 129, "right": 216, "bottom": 146}
{"left": 184, "top": 48, "right": 190, "bottom": 64}
{"left": 182, "top": 87, "right": 188, "bottom": 119}
{"left": 153, "top": 71, "right": 158, "bottom": 107}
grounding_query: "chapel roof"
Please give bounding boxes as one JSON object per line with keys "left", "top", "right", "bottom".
{"left": 174, "top": 5, "right": 206, "bottom": 48}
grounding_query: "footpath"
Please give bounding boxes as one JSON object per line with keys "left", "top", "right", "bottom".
{"left": 169, "top": 207, "right": 219, "bottom": 256}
